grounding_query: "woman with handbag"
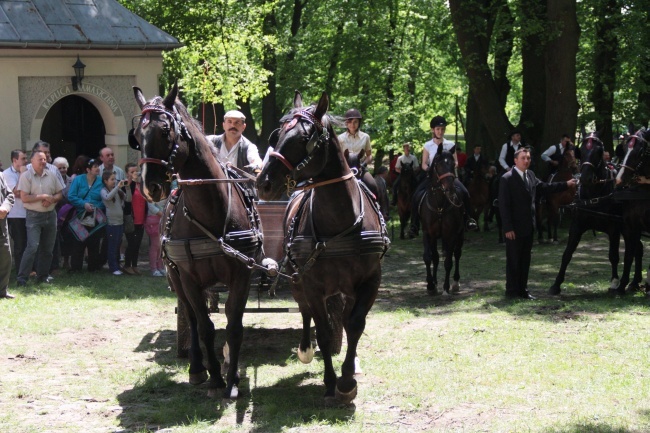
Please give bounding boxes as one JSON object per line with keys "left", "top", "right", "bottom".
{"left": 67, "top": 158, "right": 106, "bottom": 272}
{"left": 122, "top": 163, "right": 146, "bottom": 275}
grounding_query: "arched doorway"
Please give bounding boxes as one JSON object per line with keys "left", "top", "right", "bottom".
{"left": 40, "top": 95, "right": 106, "bottom": 162}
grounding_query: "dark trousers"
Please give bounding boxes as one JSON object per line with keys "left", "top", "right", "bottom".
{"left": 70, "top": 226, "right": 106, "bottom": 272}
{"left": 106, "top": 224, "right": 124, "bottom": 272}
{"left": 18, "top": 210, "right": 57, "bottom": 281}
{"left": 0, "top": 222, "right": 12, "bottom": 296}
{"left": 124, "top": 225, "right": 144, "bottom": 268}
{"left": 7, "top": 218, "right": 26, "bottom": 272}
{"left": 505, "top": 234, "right": 533, "bottom": 295}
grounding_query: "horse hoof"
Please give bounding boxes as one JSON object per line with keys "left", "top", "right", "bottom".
{"left": 227, "top": 385, "right": 239, "bottom": 399}
{"left": 335, "top": 383, "right": 358, "bottom": 404}
{"left": 427, "top": 286, "right": 438, "bottom": 295}
{"left": 451, "top": 281, "right": 460, "bottom": 293}
{"left": 548, "top": 285, "right": 561, "bottom": 295}
{"left": 298, "top": 344, "right": 314, "bottom": 364}
{"left": 189, "top": 370, "right": 208, "bottom": 385}
{"left": 354, "top": 356, "right": 363, "bottom": 376}
{"left": 609, "top": 278, "right": 620, "bottom": 290}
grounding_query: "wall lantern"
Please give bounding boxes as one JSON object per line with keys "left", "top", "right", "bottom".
{"left": 71, "top": 55, "right": 86, "bottom": 91}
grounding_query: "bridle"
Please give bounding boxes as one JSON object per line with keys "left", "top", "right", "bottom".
{"left": 129, "top": 103, "right": 193, "bottom": 173}
{"left": 619, "top": 133, "right": 650, "bottom": 179}
{"left": 429, "top": 155, "right": 462, "bottom": 208}
{"left": 269, "top": 109, "right": 353, "bottom": 194}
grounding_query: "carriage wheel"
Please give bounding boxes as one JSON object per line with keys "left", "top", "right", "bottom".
{"left": 176, "top": 298, "right": 191, "bottom": 358}
{"left": 326, "top": 294, "right": 345, "bottom": 355}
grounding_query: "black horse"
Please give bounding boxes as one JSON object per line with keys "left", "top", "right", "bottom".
{"left": 130, "top": 84, "right": 270, "bottom": 399}
{"left": 256, "top": 91, "right": 389, "bottom": 403}
{"left": 548, "top": 132, "right": 643, "bottom": 295}
{"left": 419, "top": 148, "right": 464, "bottom": 294}
{"left": 615, "top": 128, "right": 650, "bottom": 293}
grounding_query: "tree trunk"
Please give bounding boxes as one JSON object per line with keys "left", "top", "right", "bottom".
{"left": 592, "top": 0, "right": 620, "bottom": 151}
{"left": 261, "top": 4, "right": 279, "bottom": 156}
{"left": 540, "top": 0, "right": 579, "bottom": 152}
{"left": 450, "top": 0, "right": 513, "bottom": 157}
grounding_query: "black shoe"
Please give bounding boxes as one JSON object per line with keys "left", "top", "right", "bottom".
{"left": 16, "top": 279, "right": 27, "bottom": 287}
{"left": 506, "top": 291, "right": 535, "bottom": 300}
{"left": 38, "top": 276, "right": 54, "bottom": 284}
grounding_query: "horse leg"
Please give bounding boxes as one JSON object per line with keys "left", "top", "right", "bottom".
{"left": 337, "top": 281, "right": 379, "bottom": 404}
{"left": 450, "top": 241, "right": 462, "bottom": 293}
{"left": 442, "top": 241, "right": 453, "bottom": 294}
{"left": 629, "top": 240, "right": 644, "bottom": 292}
{"left": 551, "top": 206, "right": 560, "bottom": 244}
{"left": 182, "top": 278, "right": 226, "bottom": 394}
{"left": 297, "top": 308, "right": 314, "bottom": 363}
{"left": 222, "top": 272, "right": 253, "bottom": 399}
{"left": 549, "top": 221, "right": 585, "bottom": 295}
{"left": 309, "top": 297, "right": 337, "bottom": 400}
{"left": 423, "top": 233, "right": 436, "bottom": 293}
{"left": 613, "top": 230, "right": 637, "bottom": 294}
{"left": 400, "top": 214, "right": 406, "bottom": 240}
{"left": 169, "top": 270, "right": 208, "bottom": 385}
{"left": 608, "top": 230, "right": 621, "bottom": 290}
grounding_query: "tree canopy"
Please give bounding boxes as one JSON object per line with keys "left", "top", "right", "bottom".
{"left": 119, "top": 0, "right": 650, "bottom": 165}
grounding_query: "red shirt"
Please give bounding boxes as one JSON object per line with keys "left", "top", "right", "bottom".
{"left": 132, "top": 185, "right": 147, "bottom": 225}
{"left": 457, "top": 152, "right": 467, "bottom": 168}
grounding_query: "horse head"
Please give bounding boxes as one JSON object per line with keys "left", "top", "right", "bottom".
{"left": 344, "top": 148, "right": 366, "bottom": 179}
{"left": 429, "top": 146, "right": 458, "bottom": 204}
{"left": 257, "top": 91, "right": 342, "bottom": 200}
{"left": 617, "top": 128, "right": 650, "bottom": 187}
{"left": 130, "top": 83, "right": 201, "bottom": 201}
{"left": 579, "top": 132, "right": 605, "bottom": 186}
{"left": 561, "top": 145, "right": 579, "bottom": 174}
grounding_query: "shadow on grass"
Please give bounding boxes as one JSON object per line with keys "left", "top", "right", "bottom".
{"left": 542, "top": 422, "right": 641, "bottom": 433}
{"left": 115, "top": 363, "right": 355, "bottom": 432}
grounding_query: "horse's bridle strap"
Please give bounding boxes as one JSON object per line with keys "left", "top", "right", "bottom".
{"left": 140, "top": 157, "right": 169, "bottom": 167}
{"left": 270, "top": 150, "right": 295, "bottom": 172}
{"left": 297, "top": 172, "right": 355, "bottom": 191}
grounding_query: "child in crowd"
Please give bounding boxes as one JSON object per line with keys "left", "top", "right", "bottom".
{"left": 101, "top": 171, "right": 126, "bottom": 275}
{"left": 122, "top": 163, "right": 146, "bottom": 275}
{"left": 145, "top": 200, "right": 165, "bottom": 277}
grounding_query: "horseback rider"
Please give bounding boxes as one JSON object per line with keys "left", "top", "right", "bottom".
{"left": 338, "top": 108, "right": 373, "bottom": 165}
{"left": 498, "top": 129, "right": 524, "bottom": 174}
{"left": 407, "top": 116, "right": 478, "bottom": 238}
{"left": 390, "top": 142, "right": 419, "bottom": 206}
{"left": 207, "top": 110, "right": 263, "bottom": 174}
{"left": 541, "top": 134, "right": 573, "bottom": 178}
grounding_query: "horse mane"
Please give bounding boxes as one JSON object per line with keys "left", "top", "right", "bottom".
{"left": 169, "top": 96, "right": 222, "bottom": 168}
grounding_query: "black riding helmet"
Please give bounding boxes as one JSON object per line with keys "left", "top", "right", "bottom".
{"left": 344, "top": 108, "right": 363, "bottom": 120}
{"left": 430, "top": 115, "right": 447, "bottom": 129}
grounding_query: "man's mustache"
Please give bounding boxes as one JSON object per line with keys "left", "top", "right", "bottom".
{"left": 228, "top": 128, "right": 239, "bottom": 132}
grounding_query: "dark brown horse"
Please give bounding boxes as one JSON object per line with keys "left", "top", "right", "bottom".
{"left": 537, "top": 146, "right": 578, "bottom": 243}
{"left": 130, "top": 84, "right": 266, "bottom": 399}
{"left": 549, "top": 132, "right": 643, "bottom": 295}
{"left": 615, "top": 128, "right": 650, "bottom": 293}
{"left": 396, "top": 161, "right": 416, "bottom": 239}
{"left": 345, "top": 148, "right": 388, "bottom": 220}
{"left": 256, "top": 91, "right": 389, "bottom": 403}
{"left": 420, "top": 148, "right": 465, "bottom": 294}
{"left": 467, "top": 163, "right": 492, "bottom": 231}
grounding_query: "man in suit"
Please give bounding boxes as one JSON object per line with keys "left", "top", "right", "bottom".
{"left": 498, "top": 148, "right": 577, "bottom": 299}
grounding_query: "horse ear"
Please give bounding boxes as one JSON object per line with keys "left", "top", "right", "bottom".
{"left": 133, "top": 87, "right": 146, "bottom": 110}
{"left": 449, "top": 145, "right": 456, "bottom": 154}
{"left": 293, "top": 90, "right": 303, "bottom": 108}
{"left": 314, "top": 92, "right": 329, "bottom": 120}
{"left": 344, "top": 149, "right": 350, "bottom": 160}
{"left": 357, "top": 148, "right": 365, "bottom": 161}
{"left": 163, "top": 82, "right": 179, "bottom": 110}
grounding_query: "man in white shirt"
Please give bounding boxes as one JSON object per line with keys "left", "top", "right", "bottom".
{"left": 498, "top": 130, "right": 523, "bottom": 173}
{"left": 540, "top": 134, "right": 572, "bottom": 176}
{"left": 207, "top": 110, "right": 262, "bottom": 174}
{"left": 98, "top": 147, "right": 125, "bottom": 181}
{"left": 391, "top": 142, "right": 419, "bottom": 205}
{"left": 3, "top": 149, "right": 27, "bottom": 271}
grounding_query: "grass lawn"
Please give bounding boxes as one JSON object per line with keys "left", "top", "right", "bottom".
{"left": 0, "top": 219, "right": 648, "bottom": 433}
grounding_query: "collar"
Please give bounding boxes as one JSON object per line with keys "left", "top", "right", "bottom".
{"left": 346, "top": 131, "right": 360, "bottom": 139}
{"left": 514, "top": 167, "right": 527, "bottom": 179}
{"left": 510, "top": 141, "right": 521, "bottom": 147}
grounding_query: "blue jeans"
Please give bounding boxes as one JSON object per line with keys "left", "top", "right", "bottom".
{"left": 106, "top": 224, "right": 124, "bottom": 272}
{"left": 18, "top": 209, "right": 57, "bottom": 281}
